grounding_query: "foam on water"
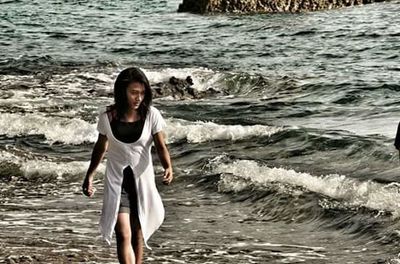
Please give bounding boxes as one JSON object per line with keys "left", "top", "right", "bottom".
{"left": 21, "top": 159, "right": 100, "bottom": 180}
{"left": 0, "top": 150, "right": 105, "bottom": 179}
{"left": 212, "top": 158, "right": 400, "bottom": 216}
{"left": 144, "top": 67, "right": 224, "bottom": 92}
{"left": 1, "top": 67, "right": 224, "bottom": 98}
{"left": 0, "top": 113, "right": 282, "bottom": 145}
{"left": 165, "top": 119, "right": 283, "bottom": 143}
{"left": 0, "top": 113, "right": 98, "bottom": 144}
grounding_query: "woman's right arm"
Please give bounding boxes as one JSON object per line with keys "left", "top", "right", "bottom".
{"left": 82, "top": 134, "right": 108, "bottom": 197}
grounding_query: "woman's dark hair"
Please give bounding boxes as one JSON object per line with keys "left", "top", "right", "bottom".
{"left": 111, "top": 67, "right": 152, "bottom": 120}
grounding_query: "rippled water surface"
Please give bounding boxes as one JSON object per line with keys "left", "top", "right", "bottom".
{"left": 1, "top": 0, "right": 400, "bottom": 263}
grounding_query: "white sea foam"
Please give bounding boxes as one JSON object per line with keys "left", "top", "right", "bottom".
{"left": 165, "top": 119, "right": 282, "bottom": 143}
{"left": 0, "top": 113, "right": 281, "bottom": 145}
{"left": 0, "top": 113, "right": 98, "bottom": 144}
{"left": 45, "top": 71, "right": 114, "bottom": 94}
{"left": 0, "top": 150, "right": 105, "bottom": 179}
{"left": 0, "top": 72, "right": 112, "bottom": 99}
{"left": 1, "top": 67, "right": 225, "bottom": 110}
{"left": 21, "top": 159, "right": 99, "bottom": 179}
{"left": 1, "top": 67, "right": 221, "bottom": 91}
{"left": 212, "top": 158, "right": 400, "bottom": 216}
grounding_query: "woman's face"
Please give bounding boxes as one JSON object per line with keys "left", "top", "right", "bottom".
{"left": 126, "top": 82, "right": 145, "bottom": 110}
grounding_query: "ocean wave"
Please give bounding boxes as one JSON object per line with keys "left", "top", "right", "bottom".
{"left": 144, "top": 67, "right": 224, "bottom": 92}
{"left": 0, "top": 65, "right": 302, "bottom": 99}
{"left": 0, "top": 150, "right": 105, "bottom": 181}
{"left": 0, "top": 66, "right": 227, "bottom": 101}
{"left": 165, "top": 119, "right": 282, "bottom": 143}
{"left": 211, "top": 158, "right": 400, "bottom": 217}
{"left": 0, "top": 113, "right": 282, "bottom": 145}
{"left": 0, "top": 113, "right": 98, "bottom": 144}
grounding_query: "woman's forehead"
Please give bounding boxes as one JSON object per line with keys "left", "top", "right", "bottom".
{"left": 127, "top": 82, "right": 145, "bottom": 91}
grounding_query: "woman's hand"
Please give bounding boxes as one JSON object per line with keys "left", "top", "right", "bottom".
{"left": 82, "top": 175, "right": 95, "bottom": 197}
{"left": 163, "top": 167, "right": 173, "bottom": 185}
{"left": 82, "top": 134, "right": 108, "bottom": 197}
{"left": 153, "top": 131, "right": 174, "bottom": 186}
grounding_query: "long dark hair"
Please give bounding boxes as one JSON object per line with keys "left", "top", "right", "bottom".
{"left": 110, "top": 67, "right": 152, "bottom": 121}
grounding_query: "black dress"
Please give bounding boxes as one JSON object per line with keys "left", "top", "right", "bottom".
{"left": 110, "top": 119, "right": 145, "bottom": 214}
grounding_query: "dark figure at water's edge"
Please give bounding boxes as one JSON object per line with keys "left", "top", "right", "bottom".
{"left": 82, "top": 67, "right": 173, "bottom": 264}
{"left": 394, "top": 122, "right": 400, "bottom": 158}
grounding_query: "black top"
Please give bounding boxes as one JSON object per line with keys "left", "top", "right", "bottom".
{"left": 110, "top": 119, "right": 145, "bottom": 143}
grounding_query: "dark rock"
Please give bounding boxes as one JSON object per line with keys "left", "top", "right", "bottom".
{"left": 178, "top": 0, "right": 385, "bottom": 14}
{"left": 169, "top": 76, "right": 186, "bottom": 96}
{"left": 186, "top": 76, "right": 194, "bottom": 86}
{"left": 151, "top": 75, "right": 227, "bottom": 100}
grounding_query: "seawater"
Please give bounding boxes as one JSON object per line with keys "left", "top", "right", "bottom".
{"left": 1, "top": 0, "right": 400, "bottom": 263}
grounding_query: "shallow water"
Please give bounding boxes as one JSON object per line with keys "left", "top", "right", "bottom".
{"left": 1, "top": 0, "right": 400, "bottom": 263}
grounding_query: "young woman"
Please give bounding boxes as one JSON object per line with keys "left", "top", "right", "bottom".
{"left": 82, "top": 67, "right": 173, "bottom": 264}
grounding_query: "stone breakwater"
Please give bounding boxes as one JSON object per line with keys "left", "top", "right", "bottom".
{"left": 178, "top": 0, "right": 386, "bottom": 13}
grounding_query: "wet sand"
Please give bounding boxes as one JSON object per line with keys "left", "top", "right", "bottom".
{"left": 0, "top": 175, "right": 396, "bottom": 264}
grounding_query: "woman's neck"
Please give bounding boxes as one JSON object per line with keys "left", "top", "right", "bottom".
{"left": 122, "top": 108, "right": 140, "bottom": 122}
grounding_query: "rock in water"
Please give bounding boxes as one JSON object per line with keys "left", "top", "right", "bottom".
{"left": 151, "top": 75, "right": 224, "bottom": 100}
{"left": 178, "top": 0, "right": 385, "bottom": 14}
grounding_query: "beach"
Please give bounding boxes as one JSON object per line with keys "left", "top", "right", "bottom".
{"left": 1, "top": 0, "right": 400, "bottom": 263}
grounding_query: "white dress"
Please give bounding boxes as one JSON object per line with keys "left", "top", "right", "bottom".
{"left": 97, "top": 106, "right": 166, "bottom": 249}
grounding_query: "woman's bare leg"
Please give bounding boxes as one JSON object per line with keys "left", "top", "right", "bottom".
{"left": 115, "top": 213, "right": 135, "bottom": 264}
{"left": 130, "top": 212, "right": 143, "bottom": 264}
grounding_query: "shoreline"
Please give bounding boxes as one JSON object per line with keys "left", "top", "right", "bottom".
{"left": 1, "top": 176, "right": 398, "bottom": 263}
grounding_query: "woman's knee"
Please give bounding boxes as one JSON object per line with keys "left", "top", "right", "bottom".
{"left": 116, "top": 227, "right": 132, "bottom": 242}
{"left": 115, "top": 214, "right": 132, "bottom": 242}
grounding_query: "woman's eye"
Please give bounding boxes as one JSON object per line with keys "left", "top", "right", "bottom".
{"left": 130, "top": 91, "right": 144, "bottom": 97}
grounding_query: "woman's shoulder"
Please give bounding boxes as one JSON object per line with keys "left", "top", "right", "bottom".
{"left": 148, "top": 106, "right": 162, "bottom": 116}
{"left": 97, "top": 106, "right": 108, "bottom": 116}
{"left": 98, "top": 105, "right": 115, "bottom": 120}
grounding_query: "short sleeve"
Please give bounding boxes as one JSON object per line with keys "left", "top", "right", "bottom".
{"left": 97, "top": 112, "right": 107, "bottom": 135}
{"left": 151, "top": 107, "right": 166, "bottom": 135}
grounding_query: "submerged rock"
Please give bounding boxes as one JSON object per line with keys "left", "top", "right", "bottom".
{"left": 152, "top": 75, "right": 224, "bottom": 100}
{"left": 178, "top": 0, "right": 386, "bottom": 14}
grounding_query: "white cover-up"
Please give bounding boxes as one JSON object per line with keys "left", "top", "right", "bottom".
{"left": 96, "top": 106, "right": 166, "bottom": 249}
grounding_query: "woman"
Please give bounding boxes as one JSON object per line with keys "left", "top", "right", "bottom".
{"left": 82, "top": 67, "right": 173, "bottom": 264}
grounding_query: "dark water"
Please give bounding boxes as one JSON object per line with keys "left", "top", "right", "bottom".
{"left": 1, "top": 0, "right": 400, "bottom": 263}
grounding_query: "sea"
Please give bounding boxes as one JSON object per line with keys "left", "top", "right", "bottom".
{"left": 1, "top": 0, "right": 400, "bottom": 263}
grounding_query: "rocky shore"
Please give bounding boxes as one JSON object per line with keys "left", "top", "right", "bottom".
{"left": 86, "top": 75, "right": 225, "bottom": 100}
{"left": 151, "top": 76, "right": 225, "bottom": 100}
{"left": 178, "top": 0, "right": 386, "bottom": 14}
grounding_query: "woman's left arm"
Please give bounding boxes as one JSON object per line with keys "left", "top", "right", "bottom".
{"left": 153, "top": 131, "right": 173, "bottom": 185}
